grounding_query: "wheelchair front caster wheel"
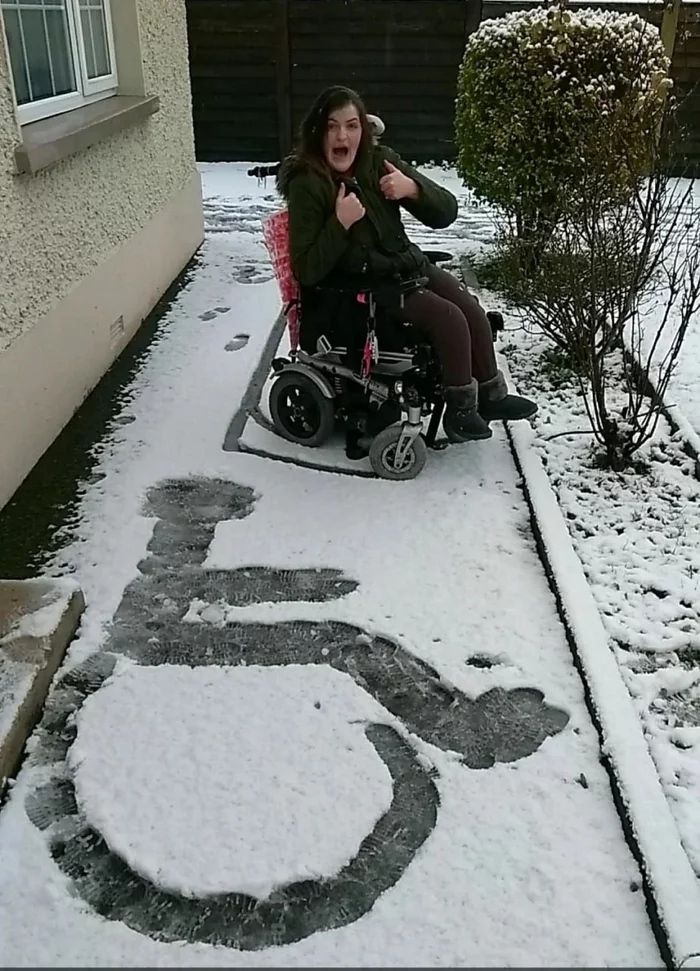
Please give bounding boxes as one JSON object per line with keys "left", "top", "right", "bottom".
{"left": 369, "top": 425, "right": 427, "bottom": 481}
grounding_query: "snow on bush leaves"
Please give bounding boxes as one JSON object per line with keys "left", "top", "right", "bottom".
{"left": 455, "top": 6, "right": 671, "bottom": 225}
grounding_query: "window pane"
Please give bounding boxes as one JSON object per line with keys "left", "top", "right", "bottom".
{"left": 0, "top": 0, "right": 77, "bottom": 105}
{"left": 19, "top": 9, "right": 52, "bottom": 100}
{"left": 89, "top": 6, "right": 108, "bottom": 75}
{"left": 2, "top": 8, "right": 30, "bottom": 104}
{"left": 45, "top": 8, "right": 75, "bottom": 95}
{"left": 79, "top": 7, "right": 94, "bottom": 77}
{"left": 79, "top": 0, "right": 110, "bottom": 79}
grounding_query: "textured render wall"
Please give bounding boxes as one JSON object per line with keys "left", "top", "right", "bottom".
{"left": 0, "top": 0, "right": 198, "bottom": 354}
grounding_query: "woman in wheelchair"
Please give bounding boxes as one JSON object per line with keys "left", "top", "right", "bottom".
{"left": 277, "top": 85, "right": 537, "bottom": 444}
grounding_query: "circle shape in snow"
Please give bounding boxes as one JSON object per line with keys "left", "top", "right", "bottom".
{"left": 69, "top": 664, "right": 395, "bottom": 900}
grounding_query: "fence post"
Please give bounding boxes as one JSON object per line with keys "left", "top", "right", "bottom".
{"left": 660, "top": 0, "right": 682, "bottom": 61}
{"left": 276, "top": 0, "right": 292, "bottom": 159}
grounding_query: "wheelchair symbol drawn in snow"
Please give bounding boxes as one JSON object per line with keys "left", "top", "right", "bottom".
{"left": 26, "top": 479, "right": 568, "bottom": 950}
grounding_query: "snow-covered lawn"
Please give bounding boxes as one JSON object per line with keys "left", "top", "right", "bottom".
{"left": 502, "top": 324, "right": 700, "bottom": 878}
{"left": 634, "top": 179, "right": 700, "bottom": 454}
{"left": 0, "top": 165, "right": 664, "bottom": 966}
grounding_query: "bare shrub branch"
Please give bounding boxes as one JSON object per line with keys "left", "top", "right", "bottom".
{"left": 506, "top": 106, "right": 700, "bottom": 471}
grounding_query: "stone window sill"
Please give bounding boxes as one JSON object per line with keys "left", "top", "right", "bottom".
{"left": 15, "top": 95, "right": 160, "bottom": 176}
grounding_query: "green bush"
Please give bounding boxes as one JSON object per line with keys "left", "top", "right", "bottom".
{"left": 455, "top": 5, "right": 672, "bottom": 240}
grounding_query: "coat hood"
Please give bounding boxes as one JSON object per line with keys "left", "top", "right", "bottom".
{"left": 276, "top": 153, "right": 308, "bottom": 200}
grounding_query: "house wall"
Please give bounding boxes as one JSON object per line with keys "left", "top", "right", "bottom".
{"left": 0, "top": 0, "right": 204, "bottom": 511}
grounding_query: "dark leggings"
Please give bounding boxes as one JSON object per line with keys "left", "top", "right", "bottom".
{"left": 401, "top": 264, "right": 498, "bottom": 387}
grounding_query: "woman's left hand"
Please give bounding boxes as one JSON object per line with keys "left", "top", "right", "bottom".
{"left": 380, "top": 161, "right": 419, "bottom": 201}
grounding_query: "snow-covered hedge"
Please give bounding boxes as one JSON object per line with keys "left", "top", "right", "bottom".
{"left": 455, "top": 6, "right": 672, "bottom": 223}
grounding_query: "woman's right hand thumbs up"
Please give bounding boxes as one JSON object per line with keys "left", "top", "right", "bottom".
{"left": 335, "top": 183, "right": 366, "bottom": 231}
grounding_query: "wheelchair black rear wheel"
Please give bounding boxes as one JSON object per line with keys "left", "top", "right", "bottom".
{"left": 269, "top": 372, "right": 335, "bottom": 448}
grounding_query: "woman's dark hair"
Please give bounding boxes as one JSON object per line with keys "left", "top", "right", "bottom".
{"left": 296, "top": 86, "right": 372, "bottom": 177}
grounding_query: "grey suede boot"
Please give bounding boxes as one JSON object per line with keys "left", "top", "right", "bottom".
{"left": 478, "top": 371, "right": 538, "bottom": 422}
{"left": 443, "top": 379, "right": 493, "bottom": 443}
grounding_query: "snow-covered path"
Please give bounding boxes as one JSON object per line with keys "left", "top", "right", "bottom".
{"left": 0, "top": 166, "right": 661, "bottom": 967}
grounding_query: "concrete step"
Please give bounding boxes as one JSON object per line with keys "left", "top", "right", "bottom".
{"left": 0, "top": 577, "right": 85, "bottom": 793}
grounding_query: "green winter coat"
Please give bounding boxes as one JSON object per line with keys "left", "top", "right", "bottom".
{"left": 277, "top": 145, "right": 458, "bottom": 287}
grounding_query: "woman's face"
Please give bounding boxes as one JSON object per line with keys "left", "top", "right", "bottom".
{"left": 323, "top": 103, "right": 362, "bottom": 174}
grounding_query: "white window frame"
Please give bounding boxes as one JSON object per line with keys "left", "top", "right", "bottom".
{"left": 1, "top": 0, "right": 118, "bottom": 126}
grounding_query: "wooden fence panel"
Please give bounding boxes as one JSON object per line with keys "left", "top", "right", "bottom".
{"left": 186, "top": 0, "right": 282, "bottom": 162}
{"left": 288, "top": 0, "right": 477, "bottom": 162}
{"left": 673, "top": 4, "right": 700, "bottom": 171}
{"left": 186, "top": 0, "right": 700, "bottom": 170}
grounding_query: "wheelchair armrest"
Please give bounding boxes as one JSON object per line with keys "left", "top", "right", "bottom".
{"left": 313, "top": 281, "right": 375, "bottom": 296}
{"left": 312, "top": 276, "right": 428, "bottom": 299}
{"left": 397, "top": 276, "right": 428, "bottom": 296}
{"left": 423, "top": 250, "right": 453, "bottom": 265}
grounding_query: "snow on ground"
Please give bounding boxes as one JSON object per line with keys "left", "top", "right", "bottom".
{"left": 70, "top": 662, "right": 394, "bottom": 900}
{"left": 634, "top": 179, "right": 700, "bottom": 449}
{"left": 0, "top": 164, "right": 662, "bottom": 966}
{"left": 0, "top": 655, "right": 33, "bottom": 753}
{"left": 427, "top": 163, "right": 700, "bottom": 887}
{"left": 667, "top": 308, "right": 700, "bottom": 441}
{"left": 42, "top": 180, "right": 280, "bottom": 657}
{"left": 502, "top": 321, "right": 700, "bottom": 885}
{"left": 405, "top": 163, "right": 700, "bottom": 906}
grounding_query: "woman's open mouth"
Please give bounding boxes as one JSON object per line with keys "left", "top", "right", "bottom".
{"left": 332, "top": 146, "right": 350, "bottom": 162}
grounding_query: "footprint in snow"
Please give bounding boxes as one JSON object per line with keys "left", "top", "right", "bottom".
{"left": 199, "top": 306, "right": 230, "bottom": 321}
{"left": 225, "top": 334, "right": 250, "bottom": 352}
